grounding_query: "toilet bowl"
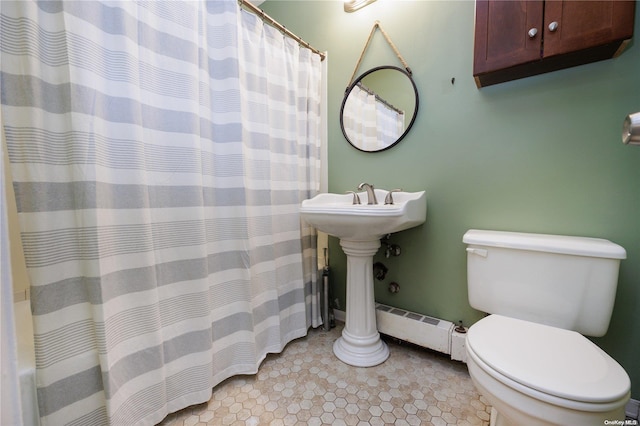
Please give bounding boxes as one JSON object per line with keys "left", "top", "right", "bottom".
{"left": 466, "top": 315, "right": 630, "bottom": 426}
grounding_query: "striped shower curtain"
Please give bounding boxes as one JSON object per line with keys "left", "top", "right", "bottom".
{"left": 0, "top": 1, "right": 323, "bottom": 424}
{"left": 343, "top": 84, "right": 378, "bottom": 150}
{"left": 375, "top": 99, "right": 404, "bottom": 148}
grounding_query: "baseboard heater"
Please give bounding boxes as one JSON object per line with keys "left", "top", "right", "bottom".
{"left": 333, "top": 303, "right": 468, "bottom": 362}
{"left": 375, "top": 303, "right": 468, "bottom": 362}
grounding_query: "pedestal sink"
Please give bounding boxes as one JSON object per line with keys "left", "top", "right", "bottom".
{"left": 300, "top": 189, "right": 426, "bottom": 367}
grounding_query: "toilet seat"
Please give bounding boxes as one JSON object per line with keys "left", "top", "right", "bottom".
{"left": 466, "top": 315, "right": 630, "bottom": 404}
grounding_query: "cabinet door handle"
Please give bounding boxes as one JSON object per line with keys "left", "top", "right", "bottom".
{"left": 527, "top": 28, "right": 538, "bottom": 38}
{"left": 548, "top": 21, "right": 559, "bottom": 32}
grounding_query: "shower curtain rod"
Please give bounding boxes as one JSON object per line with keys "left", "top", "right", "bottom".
{"left": 239, "top": 0, "right": 326, "bottom": 61}
{"left": 356, "top": 82, "right": 404, "bottom": 115}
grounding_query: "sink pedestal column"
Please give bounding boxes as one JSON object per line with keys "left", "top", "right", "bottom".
{"left": 333, "top": 239, "right": 389, "bottom": 367}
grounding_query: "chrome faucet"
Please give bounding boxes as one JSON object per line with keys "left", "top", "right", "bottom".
{"left": 357, "top": 182, "right": 378, "bottom": 205}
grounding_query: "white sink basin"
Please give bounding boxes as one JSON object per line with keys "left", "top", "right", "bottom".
{"left": 300, "top": 189, "right": 426, "bottom": 240}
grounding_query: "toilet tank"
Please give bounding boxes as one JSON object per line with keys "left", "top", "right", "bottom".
{"left": 463, "top": 230, "right": 626, "bottom": 337}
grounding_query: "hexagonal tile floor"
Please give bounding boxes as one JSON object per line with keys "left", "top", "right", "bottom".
{"left": 157, "top": 323, "right": 491, "bottom": 425}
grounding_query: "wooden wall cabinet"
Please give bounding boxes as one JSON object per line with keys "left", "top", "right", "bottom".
{"left": 473, "top": 0, "right": 636, "bottom": 88}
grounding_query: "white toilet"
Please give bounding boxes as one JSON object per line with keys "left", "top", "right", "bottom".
{"left": 463, "top": 229, "right": 631, "bottom": 426}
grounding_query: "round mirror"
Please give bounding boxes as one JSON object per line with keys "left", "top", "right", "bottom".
{"left": 340, "top": 66, "right": 419, "bottom": 152}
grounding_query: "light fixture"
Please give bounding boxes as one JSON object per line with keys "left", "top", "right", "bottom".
{"left": 344, "top": 0, "right": 377, "bottom": 13}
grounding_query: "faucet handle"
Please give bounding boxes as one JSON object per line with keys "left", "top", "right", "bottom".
{"left": 345, "top": 191, "right": 361, "bottom": 205}
{"left": 384, "top": 189, "right": 403, "bottom": 205}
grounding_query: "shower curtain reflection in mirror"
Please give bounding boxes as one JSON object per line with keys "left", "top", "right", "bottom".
{"left": 342, "top": 83, "right": 405, "bottom": 151}
{"left": 0, "top": 0, "right": 325, "bottom": 424}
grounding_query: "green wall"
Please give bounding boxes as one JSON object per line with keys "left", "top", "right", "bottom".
{"left": 263, "top": 0, "right": 640, "bottom": 399}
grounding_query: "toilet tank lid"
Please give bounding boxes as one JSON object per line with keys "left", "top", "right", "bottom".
{"left": 463, "top": 230, "right": 626, "bottom": 259}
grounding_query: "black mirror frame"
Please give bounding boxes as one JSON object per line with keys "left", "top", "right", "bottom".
{"left": 340, "top": 65, "right": 419, "bottom": 153}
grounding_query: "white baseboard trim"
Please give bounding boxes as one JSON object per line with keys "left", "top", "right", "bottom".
{"left": 333, "top": 309, "right": 639, "bottom": 420}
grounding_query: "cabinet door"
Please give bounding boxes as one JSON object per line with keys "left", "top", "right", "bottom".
{"left": 473, "top": 0, "right": 544, "bottom": 76}
{"left": 543, "top": 1, "right": 636, "bottom": 58}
